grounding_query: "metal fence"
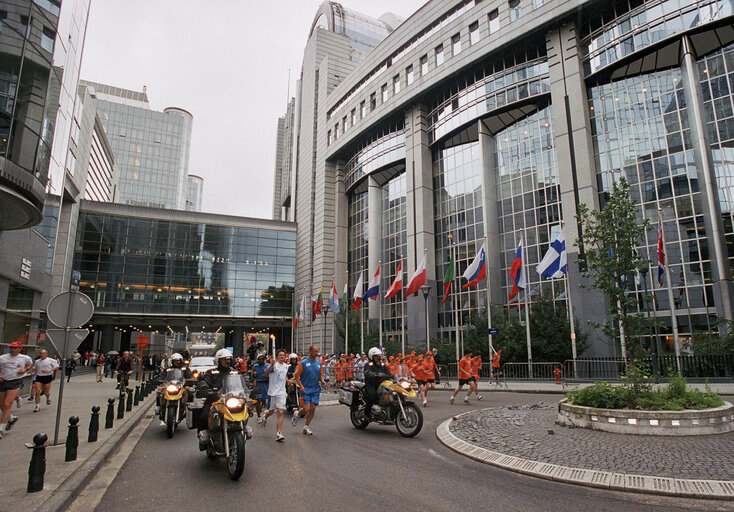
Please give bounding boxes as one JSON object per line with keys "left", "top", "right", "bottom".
{"left": 562, "top": 355, "right": 734, "bottom": 381}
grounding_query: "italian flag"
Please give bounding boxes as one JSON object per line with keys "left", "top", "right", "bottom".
{"left": 292, "top": 301, "right": 299, "bottom": 329}
{"left": 442, "top": 253, "right": 454, "bottom": 304}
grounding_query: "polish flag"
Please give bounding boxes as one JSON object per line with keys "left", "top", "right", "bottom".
{"left": 405, "top": 253, "right": 427, "bottom": 297}
{"left": 351, "top": 273, "right": 363, "bottom": 311}
{"left": 385, "top": 262, "right": 403, "bottom": 299}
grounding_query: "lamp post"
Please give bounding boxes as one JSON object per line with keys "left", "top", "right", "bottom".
{"left": 640, "top": 263, "right": 659, "bottom": 377}
{"left": 421, "top": 283, "right": 431, "bottom": 351}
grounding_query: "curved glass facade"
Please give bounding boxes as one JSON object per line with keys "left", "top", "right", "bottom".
{"left": 348, "top": 190, "right": 368, "bottom": 292}
{"left": 332, "top": 3, "right": 394, "bottom": 53}
{"left": 344, "top": 128, "right": 405, "bottom": 191}
{"left": 380, "top": 173, "right": 407, "bottom": 337}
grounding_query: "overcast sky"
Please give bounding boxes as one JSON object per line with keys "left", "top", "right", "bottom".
{"left": 81, "top": 0, "right": 427, "bottom": 218}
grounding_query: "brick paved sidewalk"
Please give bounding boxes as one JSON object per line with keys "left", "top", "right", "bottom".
{"left": 449, "top": 403, "right": 734, "bottom": 481}
{"left": 0, "top": 371, "right": 152, "bottom": 512}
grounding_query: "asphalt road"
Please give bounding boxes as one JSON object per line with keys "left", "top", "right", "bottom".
{"left": 95, "top": 392, "right": 733, "bottom": 512}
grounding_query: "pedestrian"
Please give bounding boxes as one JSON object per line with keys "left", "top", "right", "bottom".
{"left": 412, "top": 355, "right": 430, "bottom": 407}
{"left": 422, "top": 351, "right": 439, "bottom": 404}
{"left": 114, "top": 351, "right": 133, "bottom": 388}
{"left": 72, "top": 350, "right": 81, "bottom": 366}
{"left": 65, "top": 355, "right": 77, "bottom": 383}
{"left": 469, "top": 355, "right": 483, "bottom": 400}
{"left": 432, "top": 348, "right": 441, "bottom": 384}
{"left": 450, "top": 350, "right": 475, "bottom": 404}
{"left": 255, "top": 342, "right": 267, "bottom": 360}
{"left": 0, "top": 341, "right": 33, "bottom": 438}
{"left": 83, "top": 351, "right": 90, "bottom": 366}
{"left": 95, "top": 353, "right": 105, "bottom": 382}
{"left": 291, "top": 344, "right": 327, "bottom": 435}
{"left": 251, "top": 354, "right": 270, "bottom": 421}
{"left": 490, "top": 350, "right": 502, "bottom": 382}
{"left": 260, "top": 349, "right": 289, "bottom": 441}
{"left": 30, "top": 349, "right": 59, "bottom": 412}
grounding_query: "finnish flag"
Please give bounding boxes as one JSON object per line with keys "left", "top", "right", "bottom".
{"left": 536, "top": 230, "right": 567, "bottom": 279}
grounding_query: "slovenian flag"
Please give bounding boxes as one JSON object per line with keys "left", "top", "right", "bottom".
{"left": 329, "top": 280, "right": 340, "bottom": 314}
{"left": 536, "top": 230, "right": 567, "bottom": 279}
{"left": 405, "top": 253, "right": 427, "bottom": 296}
{"left": 462, "top": 241, "right": 487, "bottom": 288}
{"left": 385, "top": 262, "right": 403, "bottom": 299}
{"left": 508, "top": 239, "right": 526, "bottom": 300}
{"left": 352, "top": 273, "right": 363, "bottom": 311}
{"left": 657, "top": 213, "right": 665, "bottom": 287}
{"left": 363, "top": 265, "right": 380, "bottom": 301}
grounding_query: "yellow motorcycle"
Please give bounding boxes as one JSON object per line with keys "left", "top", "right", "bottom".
{"left": 159, "top": 368, "right": 188, "bottom": 438}
{"left": 339, "top": 375, "right": 423, "bottom": 437}
{"left": 201, "top": 373, "right": 252, "bottom": 480}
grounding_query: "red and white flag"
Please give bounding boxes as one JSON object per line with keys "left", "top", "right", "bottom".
{"left": 385, "top": 262, "right": 403, "bottom": 299}
{"left": 406, "top": 253, "right": 427, "bottom": 297}
{"left": 351, "top": 273, "right": 364, "bottom": 311}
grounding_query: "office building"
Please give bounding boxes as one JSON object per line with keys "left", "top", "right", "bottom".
{"left": 272, "top": 97, "right": 296, "bottom": 221}
{"left": 186, "top": 174, "right": 204, "bottom": 212}
{"left": 281, "top": 0, "right": 734, "bottom": 356}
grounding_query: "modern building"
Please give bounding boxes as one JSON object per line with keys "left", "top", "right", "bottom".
{"left": 72, "top": 200, "right": 296, "bottom": 355}
{"left": 80, "top": 80, "right": 194, "bottom": 210}
{"left": 272, "top": 97, "right": 296, "bottom": 221}
{"left": 281, "top": 0, "right": 734, "bottom": 357}
{"left": 186, "top": 174, "right": 204, "bottom": 212}
{"left": 0, "top": 0, "right": 91, "bottom": 350}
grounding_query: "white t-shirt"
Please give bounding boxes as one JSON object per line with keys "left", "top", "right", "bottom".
{"left": 33, "top": 358, "right": 59, "bottom": 376}
{"left": 0, "top": 353, "right": 33, "bottom": 381}
{"left": 268, "top": 362, "right": 289, "bottom": 397}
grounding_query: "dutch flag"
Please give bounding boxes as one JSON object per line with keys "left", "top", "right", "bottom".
{"left": 362, "top": 265, "right": 380, "bottom": 302}
{"left": 536, "top": 230, "right": 567, "bottom": 279}
{"left": 462, "top": 241, "right": 487, "bottom": 288}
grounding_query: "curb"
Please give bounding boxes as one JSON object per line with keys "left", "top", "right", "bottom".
{"left": 34, "top": 398, "right": 155, "bottom": 512}
{"left": 435, "top": 412, "right": 734, "bottom": 501}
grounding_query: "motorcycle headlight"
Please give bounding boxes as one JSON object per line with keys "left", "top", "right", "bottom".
{"left": 166, "top": 384, "right": 179, "bottom": 393}
{"left": 225, "top": 397, "right": 245, "bottom": 410}
{"left": 400, "top": 380, "right": 411, "bottom": 389}
{"left": 192, "top": 371, "right": 199, "bottom": 379}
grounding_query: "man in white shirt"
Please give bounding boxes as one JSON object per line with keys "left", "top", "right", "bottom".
{"left": 31, "top": 349, "right": 59, "bottom": 412}
{"left": 0, "top": 341, "right": 33, "bottom": 438}
{"left": 260, "top": 349, "right": 289, "bottom": 441}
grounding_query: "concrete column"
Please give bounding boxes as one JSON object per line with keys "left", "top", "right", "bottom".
{"left": 100, "top": 324, "right": 114, "bottom": 353}
{"left": 334, "top": 158, "right": 349, "bottom": 354}
{"left": 478, "top": 121, "right": 503, "bottom": 309}
{"left": 546, "top": 23, "right": 614, "bottom": 357}
{"left": 367, "top": 175, "right": 382, "bottom": 328}
{"left": 0, "top": 278, "right": 8, "bottom": 344}
{"left": 680, "top": 36, "right": 734, "bottom": 322}
{"left": 232, "top": 327, "right": 244, "bottom": 358}
{"left": 404, "top": 105, "right": 437, "bottom": 346}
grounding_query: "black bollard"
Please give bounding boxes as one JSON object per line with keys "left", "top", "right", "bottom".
{"left": 105, "top": 397, "right": 115, "bottom": 428}
{"left": 126, "top": 389, "right": 133, "bottom": 412}
{"left": 26, "top": 432, "right": 48, "bottom": 493}
{"left": 140, "top": 380, "right": 145, "bottom": 399}
{"left": 134, "top": 385, "right": 140, "bottom": 406}
{"left": 117, "top": 393, "right": 125, "bottom": 420}
{"left": 65, "top": 416, "right": 79, "bottom": 462}
{"left": 88, "top": 405, "right": 100, "bottom": 442}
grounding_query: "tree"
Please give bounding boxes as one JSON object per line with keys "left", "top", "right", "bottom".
{"left": 575, "top": 178, "right": 650, "bottom": 357}
{"left": 257, "top": 284, "right": 294, "bottom": 317}
{"left": 333, "top": 308, "right": 366, "bottom": 355}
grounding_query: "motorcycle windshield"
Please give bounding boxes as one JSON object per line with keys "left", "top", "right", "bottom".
{"left": 395, "top": 364, "right": 411, "bottom": 380}
{"left": 220, "top": 373, "right": 248, "bottom": 398}
{"left": 164, "top": 369, "right": 184, "bottom": 383}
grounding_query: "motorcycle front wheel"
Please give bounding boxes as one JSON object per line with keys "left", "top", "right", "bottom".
{"left": 166, "top": 405, "right": 176, "bottom": 438}
{"left": 349, "top": 406, "right": 370, "bottom": 429}
{"left": 395, "top": 402, "right": 423, "bottom": 438}
{"left": 227, "top": 431, "right": 245, "bottom": 481}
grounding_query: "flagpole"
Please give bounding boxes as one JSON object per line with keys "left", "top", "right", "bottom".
{"left": 310, "top": 284, "right": 314, "bottom": 349}
{"left": 485, "top": 236, "right": 493, "bottom": 359}
{"left": 321, "top": 280, "right": 326, "bottom": 353}
{"left": 451, "top": 237, "right": 460, "bottom": 364}
{"left": 522, "top": 231, "right": 533, "bottom": 379}
{"left": 561, "top": 221, "right": 578, "bottom": 379}
{"left": 400, "top": 255, "right": 406, "bottom": 356}
{"left": 660, "top": 208, "right": 682, "bottom": 376}
{"left": 345, "top": 270, "right": 349, "bottom": 355}
{"left": 360, "top": 266, "right": 364, "bottom": 354}
{"left": 378, "top": 260, "right": 383, "bottom": 349}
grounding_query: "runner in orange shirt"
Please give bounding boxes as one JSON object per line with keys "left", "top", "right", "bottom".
{"left": 387, "top": 355, "right": 397, "bottom": 375}
{"left": 469, "top": 355, "right": 483, "bottom": 400}
{"left": 422, "top": 351, "right": 438, "bottom": 404}
{"left": 450, "top": 350, "right": 475, "bottom": 404}
{"left": 411, "top": 356, "right": 429, "bottom": 407}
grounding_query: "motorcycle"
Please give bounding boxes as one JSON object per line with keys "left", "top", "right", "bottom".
{"left": 195, "top": 373, "right": 252, "bottom": 481}
{"left": 338, "top": 375, "right": 423, "bottom": 437}
{"left": 159, "top": 368, "right": 188, "bottom": 438}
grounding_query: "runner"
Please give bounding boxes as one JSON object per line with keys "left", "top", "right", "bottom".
{"left": 450, "top": 350, "right": 475, "bottom": 404}
{"left": 411, "top": 355, "right": 430, "bottom": 407}
{"left": 470, "top": 355, "right": 483, "bottom": 400}
{"left": 251, "top": 354, "right": 270, "bottom": 422}
{"left": 291, "top": 344, "right": 326, "bottom": 435}
{"left": 423, "top": 350, "right": 439, "bottom": 403}
{"left": 260, "top": 349, "right": 289, "bottom": 441}
{"left": 0, "top": 341, "right": 33, "bottom": 438}
{"left": 30, "top": 349, "right": 59, "bottom": 412}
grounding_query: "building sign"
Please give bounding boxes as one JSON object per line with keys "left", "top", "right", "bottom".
{"left": 20, "top": 258, "right": 31, "bottom": 280}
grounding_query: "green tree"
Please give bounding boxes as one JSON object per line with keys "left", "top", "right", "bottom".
{"left": 257, "top": 284, "right": 294, "bottom": 317}
{"left": 575, "top": 178, "right": 650, "bottom": 357}
{"left": 527, "top": 296, "right": 588, "bottom": 362}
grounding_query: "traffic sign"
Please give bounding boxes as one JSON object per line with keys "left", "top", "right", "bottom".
{"left": 45, "top": 329, "right": 89, "bottom": 358}
{"left": 136, "top": 334, "right": 150, "bottom": 350}
{"left": 47, "top": 291, "right": 94, "bottom": 328}
{"left": 488, "top": 327, "right": 500, "bottom": 335}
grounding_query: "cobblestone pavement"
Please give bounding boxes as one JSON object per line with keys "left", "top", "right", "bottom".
{"left": 449, "top": 403, "right": 734, "bottom": 481}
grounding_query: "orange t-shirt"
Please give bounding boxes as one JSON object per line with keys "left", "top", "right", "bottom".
{"left": 458, "top": 356, "right": 473, "bottom": 379}
{"left": 424, "top": 357, "right": 437, "bottom": 379}
{"left": 471, "top": 357, "right": 481, "bottom": 379}
{"left": 412, "top": 361, "right": 428, "bottom": 381}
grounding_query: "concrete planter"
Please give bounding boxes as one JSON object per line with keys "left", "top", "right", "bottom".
{"left": 557, "top": 398, "right": 734, "bottom": 435}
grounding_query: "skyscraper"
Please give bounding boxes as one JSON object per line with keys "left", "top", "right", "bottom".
{"left": 272, "top": 97, "right": 296, "bottom": 221}
{"left": 186, "top": 174, "right": 204, "bottom": 212}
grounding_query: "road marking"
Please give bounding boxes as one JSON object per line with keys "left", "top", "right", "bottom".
{"left": 66, "top": 413, "right": 154, "bottom": 512}
{"left": 428, "top": 448, "right": 458, "bottom": 466}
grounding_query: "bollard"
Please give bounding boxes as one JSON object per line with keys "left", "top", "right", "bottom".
{"left": 65, "top": 416, "right": 79, "bottom": 462}
{"left": 26, "top": 432, "right": 48, "bottom": 493}
{"left": 134, "top": 385, "right": 140, "bottom": 406}
{"left": 140, "top": 380, "right": 146, "bottom": 400}
{"left": 126, "top": 389, "right": 133, "bottom": 412}
{"left": 117, "top": 393, "right": 125, "bottom": 420}
{"left": 88, "top": 405, "right": 100, "bottom": 442}
{"left": 105, "top": 397, "right": 115, "bottom": 428}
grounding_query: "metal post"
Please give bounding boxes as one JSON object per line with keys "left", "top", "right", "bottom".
{"left": 88, "top": 405, "right": 100, "bottom": 443}
{"left": 400, "top": 255, "right": 405, "bottom": 356}
{"left": 378, "top": 261, "right": 383, "bottom": 348}
{"left": 452, "top": 241, "right": 460, "bottom": 363}
{"left": 64, "top": 416, "right": 79, "bottom": 462}
{"left": 360, "top": 267, "right": 364, "bottom": 354}
{"left": 346, "top": 271, "right": 349, "bottom": 354}
{"left": 26, "top": 433, "right": 47, "bottom": 493}
{"left": 105, "top": 398, "right": 115, "bottom": 428}
{"left": 641, "top": 266, "right": 658, "bottom": 377}
{"left": 522, "top": 233, "right": 533, "bottom": 379}
{"left": 53, "top": 294, "right": 76, "bottom": 446}
{"left": 660, "top": 208, "right": 682, "bottom": 376}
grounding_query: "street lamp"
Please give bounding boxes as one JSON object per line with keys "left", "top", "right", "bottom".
{"left": 640, "top": 262, "right": 659, "bottom": 377}
{"left": 421, "top": 283, "right": 432, "bottom": 351}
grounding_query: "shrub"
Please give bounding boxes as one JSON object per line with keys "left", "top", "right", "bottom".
{"left": 566, "top": 382, "right": 626, "bottom": 409}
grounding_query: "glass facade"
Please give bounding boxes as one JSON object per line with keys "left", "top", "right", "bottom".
{"left": 381, "top": 173, "right": 407, "bottom": 336}
{"left": 332, "top": 4, "right": 394, "bottom": 54}
{"left": 348, "top": 191, "right": 368, "bottom": 295}
{"left": 72, "top": 209, "right": 295, "bottom": 318}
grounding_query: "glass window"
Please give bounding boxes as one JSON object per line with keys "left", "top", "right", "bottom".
{"left": 435, "top": 44, "right": 444, "bottom": 66}
{"left": 533, "top": 0, "right": 544, "bottom": 7}
{"left": 393, "top": 74, "right": 401, "bottom": 95}
{"left": 370, "top": 93, "right": 376, "bottom": 111}
{"left": 509, "top": 0, "right": 522, "bottom": 22}
{"left": 41, "top": 27, "right": 55, "bottom": 53}
{"left": 469, "top": 21, "right": 479, "bottom": 45}
{"left": 360, "top": 100, "right": 366, "bottom": 118}
{"left": 489, "top": 9, "right": 500, "bottom": 34}
{"left": 381, "top": 83, "right": 388, "bottom": 103}
{"left": 350, "top": 108, "right": 356, "bottom": 126}
{"left": 420, "top": 55, "right": 428, "bottom": 76}
{"left": 452, "top": 33, "right": 461, "bottom": 56}
{"left": 334, "top": 123, "right": 339, "bottom": 140}
{"left": 406, "top": 64, "right": 414, "bottom": 85}
{"left": 327, "top": 130, "right": 331, "bottom": 146}
{"left": 342, "top": 116, "right": 347, "bottom": 133}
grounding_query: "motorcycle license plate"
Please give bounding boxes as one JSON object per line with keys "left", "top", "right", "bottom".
{"left": 338, "top": 389, "right": 353, "bottom": 405}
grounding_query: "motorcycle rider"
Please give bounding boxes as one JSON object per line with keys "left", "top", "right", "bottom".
{"left": 363, "top": 347, "right": 392, "bottom": 419}
{"left": 195, "top": 348, "right": 234, "bottom": 447}
{"left": 157, "top": 353, "right": 193, "bottom": 417}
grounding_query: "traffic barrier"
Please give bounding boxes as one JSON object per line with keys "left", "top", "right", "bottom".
{"left": 117, "top": 393, "right": 125, "bottom": 420}
{"left": 26, "top": 433, "right": 47, "bottom": 493}
{"left": 65, "top": 416, "right": 79, "bottom": 462}
{"left": 134, "top": 385, "right": 140, "bottom": 406}
{"left": 88, "top": 405, "right": 100, "bottom": 442}
{"left": 105, "top": 397, "right": 115, "bottom": 428}
{"left": 126, "top": 389, "right": 133, "bottom": 412}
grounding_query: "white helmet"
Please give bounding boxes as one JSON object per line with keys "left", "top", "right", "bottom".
{"left": 214, "top": 348, "right": 233, "bottom": 362}
{"left": 368, "top": 347, "right": 382, "bottom": 360}
{"left": 289, "top": 353, "right": 298, "bottom": 360}
{"left": 170, "top": 353, "right": 183, "bottom": 361}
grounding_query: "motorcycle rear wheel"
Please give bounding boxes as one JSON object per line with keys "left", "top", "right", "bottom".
{"left": 349, "top": 407, "right": 369, "bottom": 429}
{"left": 227, "top": 431, "right": 246, "bottom": 481}
{"left": 166, "top": 405, "right": 176, "bottom": 438}
{"left": 395, "top": 402, "right": 423, "bottom": 438}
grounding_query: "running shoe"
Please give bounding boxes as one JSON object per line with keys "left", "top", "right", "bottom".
{"left": 302, "top": 426, "right": 312, "bottom": 435}
{"left": 15, "top": 397, "right": 21, "bottom": 409}
{"left": 463, "top": 397, "right": 470, "bottom": 404}
{"left": 260, "top": 415, "right": 267, "bottom": 428}
{"left": 6, "top": 416, "right": 18, "bottom": 430}
{"left": 46, "top": 398, "right": 51, "bottom": 406}
{"left": 423, "top": 400, "right": 428, "bottom": 407}
{"left": 160, "top": 421, "right": 166, "bottom": 427}
{"left": 477, "top": 395, "right": 483, "bottom": 401}
{"left": 450, "top": 397, "right": 454, "bottom": 405}
{"left": 34, "top": 404, "right": 40, "bottom": 413}
{"left": 291, "top": 412, "right": 299, "bottom": 427}
{"left": 276, "top": 432, "right": 285, "bottom": 442}
{"left": 27, "top": 395, "right": 34, "bottom": 402}
{"left": 0, "top": 430, "right": 3, "bottom": 439}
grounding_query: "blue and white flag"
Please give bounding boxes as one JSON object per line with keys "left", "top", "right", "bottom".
{"left": 536, "top": 230, "right": 567, "bottom": 279}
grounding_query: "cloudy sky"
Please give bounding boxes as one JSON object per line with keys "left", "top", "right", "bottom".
{"left": 81, "top": 0, "right": 427, "bottom": 218}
